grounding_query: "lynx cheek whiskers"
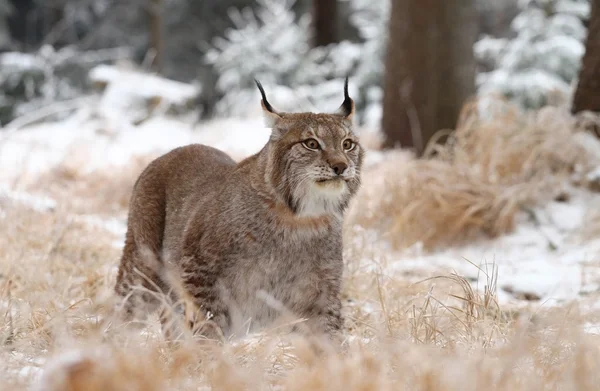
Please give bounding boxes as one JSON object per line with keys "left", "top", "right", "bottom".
{"left": 114, "top": 78, "right": 364, "bottom": 343}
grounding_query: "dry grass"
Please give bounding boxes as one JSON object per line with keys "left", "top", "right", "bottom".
{"left": 27, "top": 154, "right": 153, "bottom": 217}
{"left": 2, "top": 99, "right": 600, "bottom": 390}
{"left": 349, "top": 97, "right": 600, "bottom": 250}
{"left": 2, "top": 203, "right": 599, "bottom": 391}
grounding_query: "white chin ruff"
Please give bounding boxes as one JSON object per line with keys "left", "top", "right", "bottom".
{"left": 295, "top": 180, "right": 348, "bottom": 217}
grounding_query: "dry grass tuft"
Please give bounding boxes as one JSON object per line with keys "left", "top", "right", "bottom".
{"left": 349, "top": 158, "right": 538, "bottom": 249}
{"left": 349, "top": 97, "right": 600, "bottom": 250}
{"left": 433, "top": 99, "right": 596, "bottom": 182}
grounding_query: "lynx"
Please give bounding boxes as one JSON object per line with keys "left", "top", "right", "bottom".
{"left": 114, "top": 79, "right": 364, "bottom": 342}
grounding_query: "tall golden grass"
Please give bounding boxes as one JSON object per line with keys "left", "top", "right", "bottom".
{"left": 1, "top": 98, "right": 600, "bottom": 390}
{"left": 349, "top": 97, "right": 600, "bottom": 249}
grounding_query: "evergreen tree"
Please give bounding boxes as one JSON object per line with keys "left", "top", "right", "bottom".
{"left": 475, "top": 0, "right": 590, "bottom": 109}
{"left": 205, "top": 0, "right": 388, "bottom": 126}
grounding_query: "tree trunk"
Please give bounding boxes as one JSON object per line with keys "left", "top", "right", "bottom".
{"left": 572, "top": 0, "right": 600, "bottom": 114}
{"left": 312, "top": 0, "right": 338, "bottom": 47}
{"left": 147, "top": 0, "right": 164, "bottom": 74}
{"left": 7, "top": 0, "right": 44, "bottom": 49}
{"left": 381, "top": 0, "right": 477, "bottom": 155}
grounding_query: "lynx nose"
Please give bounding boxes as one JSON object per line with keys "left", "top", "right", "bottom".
{"left": 331, "top": 162, "right": 348, "bottom": 176}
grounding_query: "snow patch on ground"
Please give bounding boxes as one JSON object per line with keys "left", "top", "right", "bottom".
{"left": 0, "top": 109, "right": 270, "bottom": 184}
{"left": 0, "top": 186, "right": 57, "bottom": 212}
{"left": 6, "top": 352, "right": 44, "bottom": 385}
{"left": 90, "top": 65, "right": 200, "bottom": 106}
{"left": 72, "top": 214, "right": 127, "bottom": 248}
{"left": 375, "top": 189, "right": 600, "bottom": 308}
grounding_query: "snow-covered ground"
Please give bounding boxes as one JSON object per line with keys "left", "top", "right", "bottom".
{"left": 381, "top": 189, "right": 600, "bottom": 308}
{"left": 3, "top": 85, "right": 600, "bottom": 390}
{"left": 0, "top": 111, "right": 269, "bottom": 183}
{"left": 2, "top": 96, "right": 599, "bottom": 314}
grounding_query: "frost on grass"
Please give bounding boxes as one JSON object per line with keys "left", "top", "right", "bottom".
{"left": 2, "top": 92, "right": 600, "bottom": 389}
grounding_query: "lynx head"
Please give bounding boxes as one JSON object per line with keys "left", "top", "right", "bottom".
{"left": 255, "top": 78, "right": 364, "bottom": 218}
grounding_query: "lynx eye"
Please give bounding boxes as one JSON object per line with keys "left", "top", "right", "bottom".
{"left": 342, "top": 139, "right": 356, "bottom": 151}
{"left": 302, "top": 138, "right": 320, "bottom": 151}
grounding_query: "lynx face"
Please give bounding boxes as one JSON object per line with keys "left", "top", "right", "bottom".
{"left": 255, "top": 79, "right": 364, "bottom": 217}
{"left": 270, "top": 114, "right": 363, "bottom": 217}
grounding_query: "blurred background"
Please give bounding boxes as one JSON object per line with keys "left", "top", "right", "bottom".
{"left": 0, "top": 0, "right": 597, "bottom": 154}
{"left": 4, "top": 2, "right": 600, "bottom": 388}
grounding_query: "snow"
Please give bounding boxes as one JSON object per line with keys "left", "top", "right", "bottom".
{"left": 2, "top": 68, "right": 600, "bottom": 331}
{"left": 548, "top": 13, "right": 587, "bottom": 40}
{"left": 0, "top": 51, "right": 44, "bottom": 70}
{"left": 0, "top": 186, "right": 57, "bottom": 212}
{"left": 365, "top": 188, "right": 600, "bottom": 308}
{"left": 88, "top": 64, "right": 201, "bottom": 124}
{"left": 206, "top": 0, "right": 386, "bottom": 127}
{"left": 4, "top": 104, "right": 599, "bottom": 311}
{"left": 587, "top": 167, "right": 600, "bottom": 183}
{"left": 555, "top": 0, "right": 591, "bottom": 19}
{"left": 475, "top": 0, "right": 589, "bottom": 109}
{"left": 209, "top": 0, "right": 585, "bottom": 117}
{"left": 0, "top": 106, "right": 270, "bottom": 183}
{"left": 73, "top": 214, "right": 127, "bottom": 238}
{"left": 90, "top": 64, "right": 200, "bottom": 107}
{"left": 583, "top": 322, "right": 600, "bottom": 335}
{"left": 5, "top": 352, "right": 44, "bottom": 384}
{"left": 477, "top": 69, "right": 570, "bottom": 109}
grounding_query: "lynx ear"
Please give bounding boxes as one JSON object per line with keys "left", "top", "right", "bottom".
{"left": 335, "top": 77, "right": 354, "bottom": 122}
{"left": 255, "top": 79, "right": 282, "bottom": 127}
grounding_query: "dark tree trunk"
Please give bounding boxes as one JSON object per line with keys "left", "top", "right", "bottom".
{"left": 312, "top": 0, "right": 338, "bottom": 47}
{"left": 7, "top": 0, "right": 64, "bottom": 49}
{"left": 147, "top": 0, "right": 164, "bottom": 73}
{"left": 572, "top": 0, "right": 600, "bottom": 114}
{"left": 381, "top": 0, "right": 477, "bottom": 155}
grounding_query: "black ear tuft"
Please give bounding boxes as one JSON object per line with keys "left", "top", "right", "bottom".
{"left": 255, "top": 79, "right": 275, "bottom": 113}
{"left": 255, "top": 79, "right": 282, "bottom": 127}
{"left": 338, "top": 76, "right": 354, "bottom": 119}
{"left": 344, "top": 77, "right": 350, "bottom": 99}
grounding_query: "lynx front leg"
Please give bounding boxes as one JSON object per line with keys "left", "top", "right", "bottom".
{"left": 179, "top": 256, "right": 230, "bottom": 342}
{"left": 296, "top": 294, "right": 346, "bottom": 356}
{"left": 310, "top": 262, "right": 345, "bottom": 343}
{"left": 157, "top": 299, "right": 227, "bottom": 343}
{"left": 297, "top": 272, "right": 345, "bottom": 345}
{"left": 306, "top": 297, "right": 343, "bottom": 340}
